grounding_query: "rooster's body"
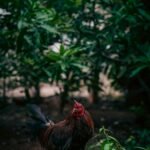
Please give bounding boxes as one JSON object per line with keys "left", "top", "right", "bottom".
{"left": 28, "top": 101, "right": 94, "bottom": 150}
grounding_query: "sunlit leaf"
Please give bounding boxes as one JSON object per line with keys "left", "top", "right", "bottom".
{"left": 40, "top": 24, "right": 58, "bottom": 34}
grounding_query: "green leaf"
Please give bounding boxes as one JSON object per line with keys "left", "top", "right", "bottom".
{"left": 138, "top": 9, "right": 150, "bottom": 20}
{"left": 24, "top": 35, "right": 33, "bottom": 46}
{"left": 72, "top": 63, "right": 84, "bottom": 69}
{"left": 40, "top": 24, "right": 58, "bottom": 34}
{"left": 60, "top": 45, "right": 66, "bottom": 55}
{"left": 101, "top": 139, "right": 113, "bottom": 150}
{"left": 47, "top": 51, "right": 61, "bottom": 61}
{"left": 130, "top": 65, "right": 148, "bottom": 77}
{"left": 42, "top": 68, "right": 51, "bottom": 77}
{"left": 17, "top": 19, "right": 28, "bottom": 30}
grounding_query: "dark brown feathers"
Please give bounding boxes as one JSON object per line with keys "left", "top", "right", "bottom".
{"left": 28, "top": 102, "right": 94, "bottom": 150}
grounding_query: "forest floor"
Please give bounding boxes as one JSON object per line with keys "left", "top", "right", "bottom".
{"left": 0, "top": 99, "right": 149, "bottom": 150}
{"left": 0, "top": 85, "right": 150, "bottom": 150}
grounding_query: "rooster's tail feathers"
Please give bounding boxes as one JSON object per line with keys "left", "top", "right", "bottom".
{"left": 27, "top": 104, "right": 47, "bottom": 124}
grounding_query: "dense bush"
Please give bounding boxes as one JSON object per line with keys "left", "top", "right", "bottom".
{"left": 0, "top": 0, "right": 150, "bottom": 108}
{"left": 99, "top": 0, "right": 150, "bottom": 108}
{"left": 0, "top": 0, "right": 59, "bottom": 101}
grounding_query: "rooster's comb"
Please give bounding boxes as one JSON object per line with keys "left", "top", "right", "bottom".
{"left": 73, "top": 100, "right": 83, "bottom": 108}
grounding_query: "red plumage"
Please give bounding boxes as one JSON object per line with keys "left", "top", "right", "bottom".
{"left": 28, "top": 101, "right": 94, "bottom": 150}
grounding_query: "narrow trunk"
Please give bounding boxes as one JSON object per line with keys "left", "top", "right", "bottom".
{"left": 35, "top": 82, "right": 41, "bottom": 104}
{"left": 25, "top": 87, "right": 31, "bottom": 101}
{"left": 3, "top": 76, "right": 6, "bottom": 103}
{"left": 60, "top": 83, "right": 69, "bottom": 113}
{"left": 91, "top": 70, "right": 99, "bottom": 104}
{"left": 126, "top": 69, "right": 150, "bottom": 111}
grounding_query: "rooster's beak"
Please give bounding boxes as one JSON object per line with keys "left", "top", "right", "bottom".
{"left": 72, "top": 108, "right": 77, "bottom": 113}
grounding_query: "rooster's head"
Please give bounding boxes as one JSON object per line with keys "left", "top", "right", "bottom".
{"left": 72, "top": 100, "right": 85, "bottom": 118}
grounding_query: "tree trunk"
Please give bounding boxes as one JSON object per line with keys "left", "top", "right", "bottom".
{"left": 91, "top": 70, "right": 100, "bottom": 104}
{"left": 25, "top": 87, "right": 31, "bottom": 101}
{"left": 3, "top": 76, "right": 6, "bottom": 102}
{"left": 60, "top": 83, "right": 69, "bottom": 113}
{"left": 126, "top": 69, "right": 150, "bottom": 111}
{"left": 35, "top": 82, "right": 41, "bottom": 103}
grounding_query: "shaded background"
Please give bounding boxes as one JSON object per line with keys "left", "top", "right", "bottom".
{"left": 0, "top": 0, "right": 150, "bottom": 149}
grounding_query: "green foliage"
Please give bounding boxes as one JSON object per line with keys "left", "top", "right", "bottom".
{"left": 86, "top": 127, "right": 150, "bottom": 150}
{"left": 125, "top": 129, "right": 150, "bottom": 150}
{"left": 0, "top": 0, "right": 58, "bottom": 77}
{"left": 101, "top": 0, "right": 150, "bottom": 81}
{"left": 0, "top": 0, "right": 150, "bottom": 107}
{"left": 43, "top": 45, "right": 85, "bottom": 93}
{"left": 0, "top": 0, "right": 60, "bottom": 102}
{"left": 86, "top": 127, "right": 125, "bottom": 150}
{"left": 45, "top": 45, "right": 86, "bottom": 110}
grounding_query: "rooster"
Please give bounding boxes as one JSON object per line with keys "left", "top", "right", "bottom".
{"left": 27, "top": 101, "right": 94, "bottom": 150}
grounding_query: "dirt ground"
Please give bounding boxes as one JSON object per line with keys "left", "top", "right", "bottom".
{"left": 0, "top": 95, "right": 146, "bottom": 150}
{"left": 0, "top": 82, "right": 149, "bottom": 150}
